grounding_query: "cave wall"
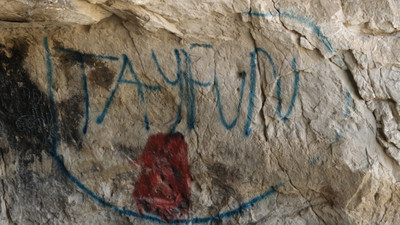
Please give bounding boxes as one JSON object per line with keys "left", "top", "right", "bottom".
{"left": 1, "top": 1, "right": 400, "bottom": 224}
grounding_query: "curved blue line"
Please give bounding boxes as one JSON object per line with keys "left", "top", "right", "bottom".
{"left": 215, "top": 72, "right": 246, "bottom": 130}
{"left": 344, "top": 90, "right": 352, "bottom": 117}
{"left": 152, "top": 49, "right": 180, "bottom": 86}
{"left": 243, "top": 11, "right": 334, "bottom": 53}
{"left": 253, "top": 48, "right": 300, "bottom": 122}
{"left": 45, "top": 37, "right": 282, "bottom": 224}
{"left": 276, "top": 58, "right": 300, "bottom": 122}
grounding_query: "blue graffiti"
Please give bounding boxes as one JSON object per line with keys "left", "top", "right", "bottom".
{"left": 344, "top": 90, "right": 352, "bottom": 117}
{"left": 189, "top": 43, "right": 247, "bottom": 131}
{"left": 276, "top": 58, "right": 300, "bottom": 122}
{"left": 151, "top": 49, "right": 211, "bottom": 132}
{"left": 43, "top": 9, "right": 338, "bottom": 224}
{"left": 44, "top": 37, "right": 58, "bottom": 139}
{"left": 96, "top": 54, "right": 161, "bottom": 130}
{"left": 252, "top": 48, "right": 299, "bottom": 122}
{"left": 245, "top": 51, "right": 258, "bottom": 136}
{"left": 242, "top": 9, "right": 335, "bottom": 126}
{"left": 47, "top": 37, "right": 282, "bottom": 224}
{"left": 243, "top": 10, "right": 334, "bottom": 54}
{"left": 214, "top": 73, "right": 246, "bottom": 130}
{"left": 189, "top": 43, "right": 214, "bottom": 50}
{"left": 333, "top": 90, "right": 353, "bottom": 141}
{"left": 56, "top": 48, "right": 119, "bottom": 134}
{"left": 55, "top": 46, "right": 301, "bottom": 136}
{"left": 151, "top": 49, "right": 183, "bottom": 132}
{"left": 50, "top": 11, "right": 334, "bottom": 137}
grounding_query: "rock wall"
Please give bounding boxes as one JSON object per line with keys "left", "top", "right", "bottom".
{"left": 1, "top": 0, "right": 400, "bottom": 224}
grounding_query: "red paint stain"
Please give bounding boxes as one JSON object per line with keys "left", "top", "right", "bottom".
{"left": 133, "top": 132, "right": 191, "bottom": 222}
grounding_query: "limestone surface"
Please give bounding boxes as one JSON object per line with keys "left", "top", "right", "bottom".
{"left": 1, "top": 0, "right": 400, "bottom": 224}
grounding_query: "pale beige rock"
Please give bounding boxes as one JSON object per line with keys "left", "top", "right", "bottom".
{"left": 1, "top": 1, "right": 400, "bottom": 225}
{"left": 0, "top": 0, "right": 111, "bottom": 24}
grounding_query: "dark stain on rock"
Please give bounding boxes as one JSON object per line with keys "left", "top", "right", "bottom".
{"left": 56, "top": 50, "right": 81, "bottom": 84}
{"left": 0, "top": 147, "right": 7, "bottom": 157}
{"left": 207, "top": 162, "right": 241, "bottom": 215}
{"left": 58, "top": 95, "right": 84, "bottom": 150}
{"left": 14, "top": 160, "right": 75, "bottom": 222}
{"left": 117, "top": 144, "right": 142, "bottom": 160}
{"left": 0, "top": 40, "right": 52, "bottom": 163}
{"left": 56, "top": 49, "right": 115, "bottom": 91}
{"left": 0, "top": 39, "right": 78, "bottom": 223}
{"left": 0, "top": 40, "right": 84, "bottom": 160}
{"left": 321, "top": 185, "right": 339, "bottom": 206}
{"left": 85, "top": 56, "right": 115, "bottom": 90}
{"left": 209, "top": 162, "right": 243, "bottom": 185}
{"left": 57, "top": 51, "right": 80, "bottom": 68}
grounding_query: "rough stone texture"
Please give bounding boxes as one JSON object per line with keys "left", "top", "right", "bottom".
{"left": 1, "top": 0, "right": 400, "bottom": 224}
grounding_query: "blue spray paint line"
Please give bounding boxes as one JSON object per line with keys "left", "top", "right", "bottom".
{"left": 214, "top": 72, "right": 246, "bottom": 130}
{"left": 243, "top": 48, "right": 275, "bottom": 136}
{"left": 344, "top": 90, "right": 352, "bottom": 117}
{"left": 55, "top": 47, "right": 119, "bottom": 134}
{"left": 76, "top": 54, "right": 90, "bottom": 134}
{"left": 180, "top": 50, "right": 212, "bottom": 87}
{"left": 244, "top": 51, "right": 258, "bottom": 136}
{"left": 180, "top": 49, "right": 211, "bottom": 130}
{"left": 190, "top": 43, "right": 247, "bottom": 131}
{"left": 189, "top": 43, "right": 214, "bottom": 50}
{"left": 243, "top": 10, "right": 335, "bottom": 123}
{"left": 275, "top": 58, "right": 300, "bottom": 122}
{"left": 254, "top": 48, "right": 278, "bottom": 78}
{"left": 152, "top": 49, "right": 211, "bottom": 131}
{"left": 44, "top": 37, "right": 58, "bottom": 143}
{"left": 243, "top": 11, "right": 334, "bottom": 54}
{"left": 249, "top": 48, "right": 299, "bottom": 124}
{"left": 97, "top": 54, "right": 160, "bottom": 130}
{"left": 96, "top": 60, "right": 126, "bottom": 125}
{"left": 242, "top": 11, "right": 277, "bottom": 18}
{"left": 189, "top": 43, "right": 248, "bottom": 132}
{"left": 181, "top": 52, "right": 196, "bottom": 130}
{"left": 171, "top": 183, "right": 283, "bottom": 224}
{"left": 279, "top": 11, "right": 334, "bottom": 54}
{"left": 254, "top": 48, "right": 299, "bottom": 121}
{"left": 46, "top": 37, "right": 283, "bottom": 224}
{"left": 151, "top": 49, "right": 183, "bottom": 132}
{"left": 182, "top": 66, "right": 193, "bottom": 130}
{"left": 151, "top": 50, "right": 179, "bottom": 85}
{"left": 46, "top": 37, "right": 163, "bottom": 223}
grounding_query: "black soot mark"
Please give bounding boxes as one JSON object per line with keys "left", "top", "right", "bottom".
{"left": 85, "top": 57, "right": 115, "bottom": 90}
{"left": 0, "top": 40, "right": 77, "bottom": 212}
{"left": 0, "top": 41, "right": 52, "bottom": 163}
{"left": 58, "top": 95, "right": 84, "bottom": 150}
{"left": 58, "top": 51, "right": 80, "bottom": 73}
{"left": 207, "top": 162, "right": 242, "bottom": 216}
{"left": 56, "top": 48, "right": 115, "bottom": 91}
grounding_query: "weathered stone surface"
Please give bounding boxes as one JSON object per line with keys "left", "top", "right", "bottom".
{"left": 1, "top": 1, "right": 400, "bottom": 224}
